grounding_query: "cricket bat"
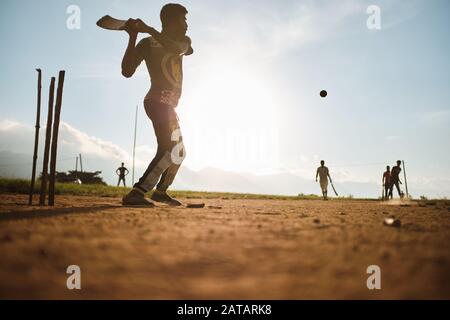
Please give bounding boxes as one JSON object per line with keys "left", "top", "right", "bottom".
{"left": 96, "top": 15, "right": 128, "bottom": 31}
{"left": 330, "top": 181, "right": 338, "bottom": 196}
{"left": 96, "top": 15, "right": 194, "bottom": 55}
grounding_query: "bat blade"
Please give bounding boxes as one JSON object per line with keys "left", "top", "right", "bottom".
{"left": 97, "top": 15, "right": 128, "bottom": 31}
{"left": 330, "top": 182, "right": 338, "bottom": 196}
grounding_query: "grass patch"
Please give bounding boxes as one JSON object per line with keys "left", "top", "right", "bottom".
{"left": 0, "top": 178, "right": 308, "bottom": 200}
{"left": 0, "top": 177, "right": 380, "bottom": 201}
{"left": 0, "top": 178, "right": 127, "bottom": 197}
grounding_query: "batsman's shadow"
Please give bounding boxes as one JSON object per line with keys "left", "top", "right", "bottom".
{"left": 0, "top": 204, "right": 123, "bottom": 222}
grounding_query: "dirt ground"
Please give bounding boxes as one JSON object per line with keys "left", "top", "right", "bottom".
{"left": 0, "top": 194, "right": 449, "bottom": 299}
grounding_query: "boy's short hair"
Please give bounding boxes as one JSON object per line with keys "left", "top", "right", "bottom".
{"left": 160, "top": 3, "right": 188, "bottom": 29}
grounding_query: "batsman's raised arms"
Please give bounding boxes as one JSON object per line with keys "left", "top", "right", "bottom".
{"left": 97, "top": 15, "right": 193, "bottom": 56}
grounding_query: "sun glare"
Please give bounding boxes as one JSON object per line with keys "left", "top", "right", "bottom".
{"left": 180, "top": 63, "right": 282, "bottom": 173}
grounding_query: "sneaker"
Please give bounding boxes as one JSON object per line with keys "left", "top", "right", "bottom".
{"left": 122, "top": 190, "right": 154, "bottom": 207}
{"left": 151, "top": 190, "right": 183, "bottom": 206}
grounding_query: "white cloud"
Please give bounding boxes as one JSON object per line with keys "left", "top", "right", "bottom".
{"left": 0, "top": 119, "right": 35, "bottom": 154}
{"left": 55, "top": 122, "right": 156, "bottom": 170}
{"left": 134, "top": 144, "right": 156, "bottom": 168}
{"left": 263, "top": 0, "right": 366, "bottom": 57}
{"left": 190, "top": 0, "right": 422, "bottom": 69}
{"left": 0, "top": 118, "right": 155, "bottom": 167}
{"left": 0, "top": 118, "right": 154, "bottom": 183}
{"left": 419, "top": 110, "right": 450, "bottom": 125}
{"left": 0, "top": 119, "right": 24, "bottom": 131}
{"left": 195, "top": 1, "right": 361, "bottom": 63}
{"left": 379, "top": 0, "right": 421, "bottom": 30}
{"left": 385, "top": 135, "right": 401, "bottom": 141}
{"left": 300, "top": 155, "right": 309, "bottom": 163}
{"left": 60, "top": 122, "right": 130, "bottom": 161}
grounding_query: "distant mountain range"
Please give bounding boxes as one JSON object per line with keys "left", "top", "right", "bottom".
{"left": 2, "top": 150, "right": 448, "bottom": 199}
{"left": 172, "top": 167, "right": 382, "bottom": 198}
{"left": 2, "top": 120, "right": 448, "bottom": 199}
{"left": 0, "top": 150, "right": 396, "bottom": 198}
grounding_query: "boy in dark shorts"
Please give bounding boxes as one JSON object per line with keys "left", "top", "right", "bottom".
{"left": 382, "top": 165, "right": 391, "bottom": 200}
{"left": 116, "top": 162, "right": 129, "bottom": 187}
{"left": 389, "top": 160, "right": 403, "bottom": 199}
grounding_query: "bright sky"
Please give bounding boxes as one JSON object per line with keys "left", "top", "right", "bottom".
{"left": 0, "top": 0, "right": 449, "bottom": 196}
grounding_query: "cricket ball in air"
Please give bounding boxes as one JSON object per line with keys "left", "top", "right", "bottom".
{"left": 320, "top": 90, "right": 327, "bottom": 98}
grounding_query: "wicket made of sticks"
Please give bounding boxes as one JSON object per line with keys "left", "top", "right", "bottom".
{"left": 29, "top": 69, "right": 66, "bottom": 206}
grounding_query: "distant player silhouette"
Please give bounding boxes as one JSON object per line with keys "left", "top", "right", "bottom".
{"left": 382, "top": 165, "right": 391, "bottom": 200}
{"left": 116, "top": 162, "right": 129, "bottom": 187}
{"left": 389, "top": 160, "right": 403, "bottom": 198}
{"left": 316, "top": 160, "right": 332, "bottom": 200}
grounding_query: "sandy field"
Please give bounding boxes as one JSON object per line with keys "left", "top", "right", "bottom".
{"left": 0, "top": 194, "right": 449, "bottom": 299}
